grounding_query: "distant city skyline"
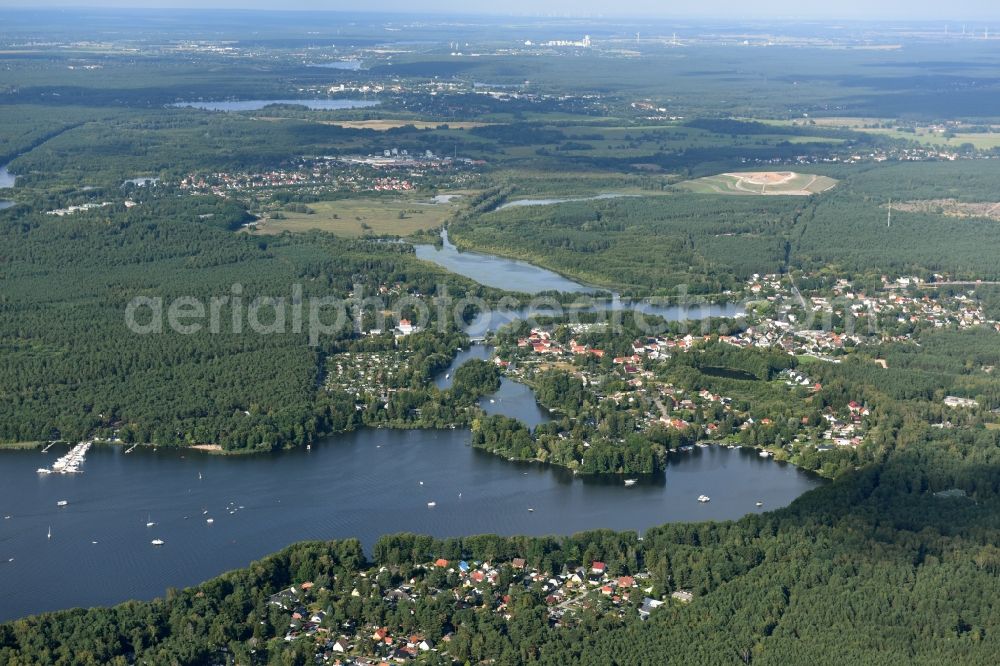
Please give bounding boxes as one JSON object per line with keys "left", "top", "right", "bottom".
{"left": 1, "top": 1, "right": 999, "bottom": 21}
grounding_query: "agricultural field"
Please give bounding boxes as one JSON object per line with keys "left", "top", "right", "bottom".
{"left": 251, "top": 195, "right": 462, "bottom": 237}
{"left": 676, "top": 171, "right": 839, "bottom": 196}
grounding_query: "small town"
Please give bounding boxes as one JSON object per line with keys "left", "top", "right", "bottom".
{"left": 269, "top": 556, "right": 683, "bottom": 664}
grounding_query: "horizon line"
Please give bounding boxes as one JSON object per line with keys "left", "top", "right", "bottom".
{"left": 1, "top": 6, "right": 999, "bottom": 23}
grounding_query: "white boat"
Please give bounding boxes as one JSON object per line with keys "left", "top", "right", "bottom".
{"left": 47, "top": 526, "right": 52, "bottom": 539}
{"left": 56, "top": 500, "right": 68, "bottom": 507}
{"left": 36, "top": 468, "right": 51, "bottom": 475}
{"left": 759, "top": 450, "right": 772, "bottom": 458}
{"left": 206, "top": 518, "right": 214, "bottom": 524}
{"left": 696, "top": 442, "right": 709, "bottom": 448}
{"left": 697, "top": 495, "right": 711, "bottom": 503}
{"left": 527, "top": 508, "right": 534, "bottom": 512}
{"left": 146, "top": 513, "right": 156, "bottom": 527}
{"left": 624, "top": 479, "right": 638, "bottom": 487}
{"left": 151, "top": 539, "right": 164, "bottom": 546}
{"left": 427, "top": 501, "right": 436, "bottom": 508}
{"left": 755, "top": 501, "right": 764, "bottom": 507}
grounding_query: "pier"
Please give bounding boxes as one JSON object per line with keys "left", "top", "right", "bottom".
{"left": 37, "top": 441, "right": 92, "bottom": 475}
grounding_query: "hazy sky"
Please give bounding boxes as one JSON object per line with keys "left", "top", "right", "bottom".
{"left": 0, "top": 0, "right": 998, "bottom": 21}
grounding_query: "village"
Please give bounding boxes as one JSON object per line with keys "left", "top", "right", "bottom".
{"left": 178, "top": 151, "right": 479, "bottom": 199}
{"left": 270, "top": 556, "right": 685, "bottom": 665}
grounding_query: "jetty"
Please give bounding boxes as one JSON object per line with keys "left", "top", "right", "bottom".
{"left": 37, "top": 440, "right": 93, "bottom": 475}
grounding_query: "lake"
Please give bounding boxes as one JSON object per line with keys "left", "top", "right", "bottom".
{"left": 0, "top": 201, "right": 13, "bottom": 210}
{"left": 415, "top": 231, "right": 745, "bottom": 326}
{"left": 170, "top": 99, "right": 380, "bottom": 111}
{"left": 0, "top": 164, "right": 16, "bottom": 189}
{"left": 309, "top": 60, "right": 363, "bottom": 70}
{"left": 0, "top": 435, "right": 820, "bottom": 622}
{"left": 497, "top": 193, "right": 637, "bottom": 210}
{"left": 414, "top": 230, "right": 592, "bottom": 294}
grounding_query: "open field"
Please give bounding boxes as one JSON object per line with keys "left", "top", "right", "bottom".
{"left": 677, "top": 171, "right": 838, "bottom": 196}
{"left": 770, "top": 117, "right": 1000, "bottom": 150}
{"left": 320, "top": 119, "right": 492, "bottom": 131}
{"left": 891, "top": 199, "right": 1000, "bottom": 221}
{"left": 251, "top": 195, "right": 462, "bottom": 237}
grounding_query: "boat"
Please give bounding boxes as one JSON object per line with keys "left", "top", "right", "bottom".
{"left": 427, "top": 501, "right": 436, "bottom": 508}
{"left": 755, "top": 501, "right": 764, "bottom": 507}
{"left": 56, "top": 500, "right": 68, "bottom": 507}
{"left": 36, "top": 468, "right": 51, "bottom": 475}
{"left": 146, "top": 513, "right": 156, "bottom": 527}
{"left": 696, "top": 442, "right": 709, "bottom": 448}
{"left": 697, "top": 495, "right": 711, "bottom": 503}
{"left": 624, "top": 479, "right": 638, "bottom": 487}
{"left": 759, "top": 450, "right": 772, "bottom": 458}
{"left": 151, "top": 539, "right": 164, "bottom": 546}
{"left": 527, "top": 508, "right": 534, "bottom": 512}
{"left": 198, "top": 472, "right": 203, "bottom": 480}
{"left": 47, "top": 526, "right": 52, "bottom": 539}
{"left": 206, "top": 518, "right": 214, "bottom": 524}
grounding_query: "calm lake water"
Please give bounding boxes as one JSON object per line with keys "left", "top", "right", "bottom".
{"left": 0, "top": 164, "right": 16, "bottom": 189}
{"left": 0, "top": 201, "right": 13, "bottom": 210}
{"left": 497, "top": 193, "right": 636, "bottom": 210}
{"left": 309, "top": 60, "right": 363, "bottom": 70}
{"left": 170, "top": 99, "right": 380, "bottom": 111}
{"left": 415, "top": 230, "right": 592, "bottom": 294}
{"left": 0, "top": 436, "right": 820, "bottom": 622}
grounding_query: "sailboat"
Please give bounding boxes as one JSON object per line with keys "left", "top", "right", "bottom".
{"left": 47, "top": 526, "right": 52, "bottom": 539}
{"left": 146, "top": 513, "right": 156, "bottom": 527}
{"left": 198, "top": 472, "right": 203, "bottom": 481}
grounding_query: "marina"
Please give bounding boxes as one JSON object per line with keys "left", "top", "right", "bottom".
{"left": 37, "top": 440, "right": 92, "bottom": 475}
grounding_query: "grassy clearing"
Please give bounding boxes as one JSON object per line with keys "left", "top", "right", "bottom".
{"left": 320, "top": 119, "right": 493, "bottom": 131}
{"left": 677, "top": 171, "right": 838, "bottom": 196}
{"left": 0, "top": 441, "right": 43, "bottom": 450}
{"left": 251, "top": 195, "right": 462, "bottom": 237}
{"left": 767, "top": 117, "right": 1000, "bottom": 150}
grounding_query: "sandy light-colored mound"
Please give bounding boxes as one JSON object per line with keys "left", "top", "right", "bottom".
{"left": 677, "top": 171, "right": 838, "bottom": 196}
